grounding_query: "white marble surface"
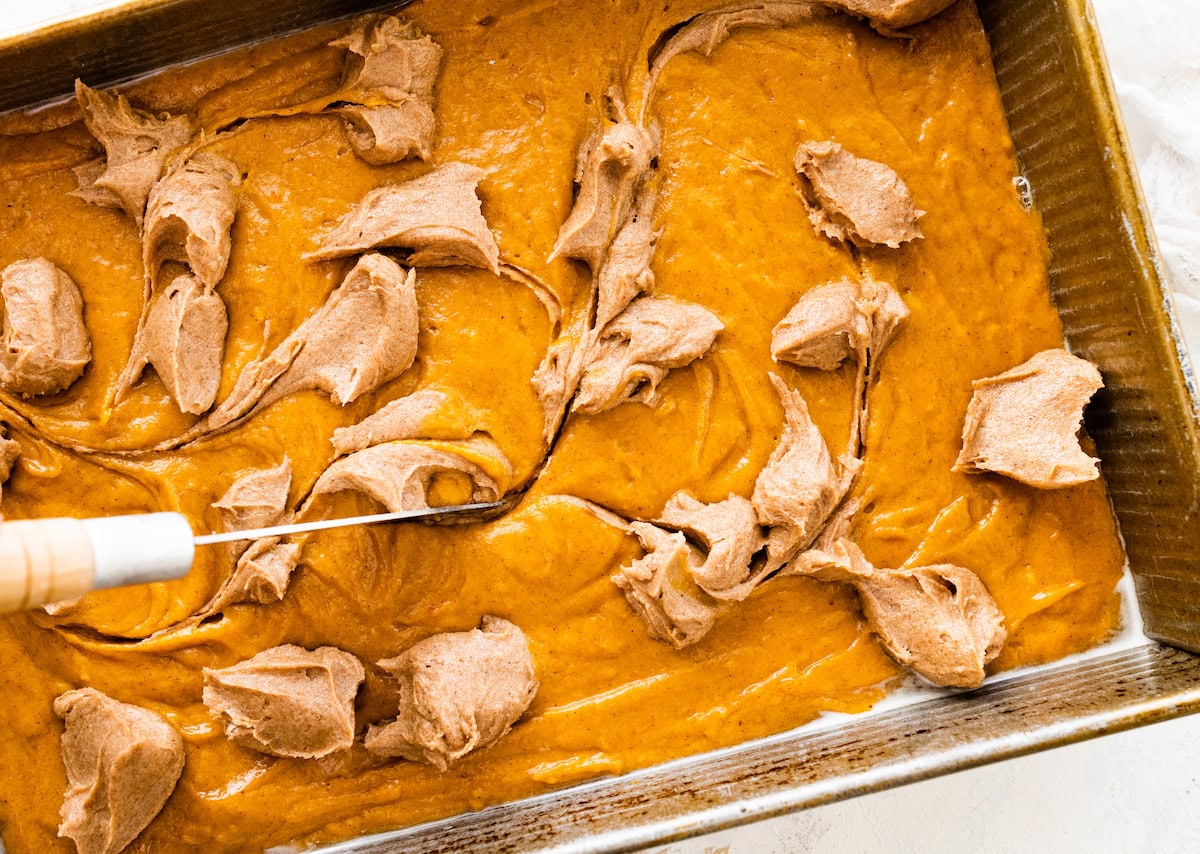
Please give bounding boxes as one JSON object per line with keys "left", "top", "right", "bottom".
{"left": 1, "top": 1, "right": 1198, "bottom": 852}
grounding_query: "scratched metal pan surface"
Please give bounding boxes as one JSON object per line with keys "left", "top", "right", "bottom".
{"left": 2, "top": 0, "right": 1200, "bottom": 851}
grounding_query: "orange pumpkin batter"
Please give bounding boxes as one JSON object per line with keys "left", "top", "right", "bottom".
{"left": 0, "top": 1, "right": 1125, "bottom": 850}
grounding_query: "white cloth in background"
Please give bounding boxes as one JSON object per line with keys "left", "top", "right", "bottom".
{"left": 1092, "top": 0, "right": 1200, "bottom": 351}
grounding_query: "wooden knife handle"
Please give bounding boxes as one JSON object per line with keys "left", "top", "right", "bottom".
{"left": 0, "top": 518, "right": 94, "bottom": 612}
{"left": 0, "top": 512, "right": 195, "bottom": 613}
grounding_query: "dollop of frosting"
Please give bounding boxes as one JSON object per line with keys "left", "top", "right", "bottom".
{"left": 0, "top": 258, "right": 92, "bottom": 397}
{"left": 330, "top": 14, "right": 443, "bottom": 164}
{"left": 752, "top": 374, "right": 856, "bottom": 571}
{"left": 115, "top": 274, "right": 228, "bottom": 414}
{"left": 213, "top": 457, "right": 292, "bottom": 532}
{"left": 209, "top": 540, "right": 301, "bottom": 613}
{"left": 310, "top": 437, "right": 511, "bottom": 511}
{"left": 202, "top": 645, "right": 365, "bottom": 758}
{"left": 550, "top": 93, "right": 660, "bottom": 270}
{"left": 612, "top": 521, "right": 722, "bottom": 648}
{"left": 953, "top": 348, "right": 1104, "bottom": 489}
{"left": 793, "top": 140, "right": 924, "bottom": 249}
{"left": 54, "top": 687, "right": 184, "bottom": 854}
{"left": 364, "top": 616, "right": 538, "bottom": 769}
{"left": 141, "top": 154, "right": 240, "bottom": 290}
{"left": 336, "top": 103, "right": 437, "bottom": 166}
{"left": 787, "top": 538, "right": 1007, "bottom": 688}
{"left": 304, "top": 163, "right": 499, "bottom": 272}
{"left": 573, "top": 295, "right": 724, "bottom": 415}
{"left": 0, "top": 426, "right": 19, "bottom": 504}
{"left": 658, "top": 491, "right": 766, "bottom": 601}
{"left": 71, "top": 80, "right": 192, "bottom": 228}
{"left": 530, "top": 315, "right": 591, "bottom": 444}
{"left": 771, "top": 277, "right": 909, "bottom": 371}
{"left": 333, "top": 14, "right": 442, "bottom": 104}
{"left": 594, "top": 188, "right": 660, "bottom": 331}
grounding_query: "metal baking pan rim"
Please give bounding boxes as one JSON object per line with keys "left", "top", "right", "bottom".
{"left": 318, "top": 643, "right": 1200, "bottom": 853}
{"left": 1, "top": 0, "right": 1199, "bottom": 851}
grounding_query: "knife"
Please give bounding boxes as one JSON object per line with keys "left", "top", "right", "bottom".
{"left": 0, "top": 501, "right": 504, "bottom": 613}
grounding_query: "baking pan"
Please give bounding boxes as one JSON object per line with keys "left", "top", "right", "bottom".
{"left": 2, "top": 0, "right": 1199, "bottom": 851}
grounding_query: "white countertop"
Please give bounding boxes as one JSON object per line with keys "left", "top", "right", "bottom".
{"left": 2, "top": 1, "right": 1198, "bottom": 852}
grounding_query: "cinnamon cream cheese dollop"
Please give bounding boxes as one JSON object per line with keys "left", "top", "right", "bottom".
{"left": 54, "top": 688, "right": 185, "bottom": 854}
{"left": 658, "top": 492, "right": 766, "bottom": 602}
{"left": 0, "top": 258, "right": 91, "bottom": 397}
{"left": 772, "top": 277, "right": 909, "bottom": 371}
{"left": 141, "top": 154, "right": 240, "bottom": 290}
{"left": 72, "top": 81, "right": 192, "bottom": 228}
{"left": 116, "top": 274, "right": 227, "bottom": 415}
{"left": 365, "top": 616, "right": 538, "bottom": 769}
{"left": 202, "top": 645, "right": 365, "bottom": 759}
{"left": 573, "top": 295, "right": 724, "bottom": 415}
{"left": 203, "top": 458, "right": 299, "bottom": 613}
{"left": 613, "top": 521, "right": 722, "bottom": 648}
{"left": 793, "top": 141, "right": 924, "bottom": 249}
{"left": 0, "top": 427, "right": 19, "bottom": 503}
{"left": 530, "top": 333, "right": 586, "bottom": 444}
{"left": 331, "top": 388, "right": 482, "bottom": 456}
{"left": 310, "top": 437, "right": 511, "bottom": 511}
{"left": 594, "top": 189, "right": 660, "bottom": 330}
{"left": 304, "top": 162, "right": 499, "bottom": 272}
{"left": 206, "top": 540, "right": 300, "bottom": 613}
{"left": 787, "top": 539, "right": 1006, "bottom": 688}
{"left": 550, "top": 95, "right": 660, "bottom": 270}
{"left": 752, "top": 374, "right": 856, "bottom": 572}
{"left": 954, "top": 348, "right": 1104, "bottom": 489}
{"left": 212, "top": 457, "right": 292, "bottom": 531}
{"left": 337, "top": 103, "right": 437, "bottom": 167}
{"left": 331, "top": 14, "right": 443, "bottom": 164}
{"left": 178, "top": 252, "right": 419, "bottom": 444}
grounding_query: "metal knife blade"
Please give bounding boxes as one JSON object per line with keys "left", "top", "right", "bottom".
{"left": 193, "top": 501, "right": 506, "bottom": 546}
